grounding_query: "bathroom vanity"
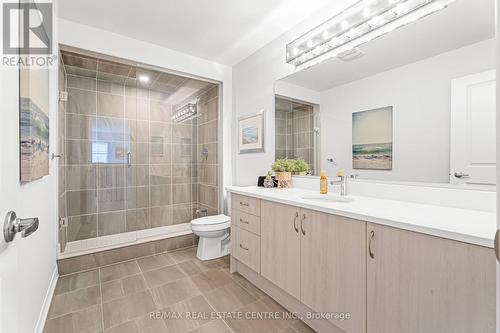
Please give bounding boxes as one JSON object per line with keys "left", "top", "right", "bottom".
{"left": 227, "top": 187, "right": 496, "bottom": 333}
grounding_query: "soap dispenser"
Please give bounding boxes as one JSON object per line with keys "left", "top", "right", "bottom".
{"left": 320, "top": 170, "right": 328, "bottom": 194}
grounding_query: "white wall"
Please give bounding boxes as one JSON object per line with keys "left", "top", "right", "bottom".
{"left": 232, "top": 1, "right": 356, "bottom": 185}
{"left": 319, "top": 39, "right": 496, "bottom": 183}
{"left": 58, "top": 18, "right": 233, "bottom": 211}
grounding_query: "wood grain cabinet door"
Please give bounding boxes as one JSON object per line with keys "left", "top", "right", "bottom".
{"left": 366, "top": 223, "right": 496, "bottom": 333}
{"left": 300, "top": 209, "right": 367, "bottom": 333}
{"left": 260, "top": 200, "right": 301, "bottom": 299}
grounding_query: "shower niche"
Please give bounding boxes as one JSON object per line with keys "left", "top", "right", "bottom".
{"left": 57, "top": 46, "right": 221, "bottom": 255}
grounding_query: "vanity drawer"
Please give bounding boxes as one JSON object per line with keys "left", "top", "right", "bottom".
{"left": 232, "top": 225, "right": 260, "bottom": 273}
{"left": 232, "top": 209, "right": 260, "bottom": 235}
{"left": 232, "top": 194, "right": 260, "bottom": 216}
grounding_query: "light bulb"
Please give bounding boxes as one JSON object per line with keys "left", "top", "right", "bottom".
{"left": 363, "top": 7, "right": 371, "bottom": 18}
{"left": 292, "top": 47, "right": 299, "bottom": 56}
{"left": 138, "top": 75, "right": 150, "bottom": 84}
{"left": 393, "top": 3, "right": 408, "bottom": 15}
{"left": 322, "top": 30, "right": 329, "bottom": 40}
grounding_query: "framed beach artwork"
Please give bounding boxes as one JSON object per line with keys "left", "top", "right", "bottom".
{"left": 19, "top": 64, "right": 51, "bottom": 184}
{"left": 352, "top": 106, "right": 393, "bottom": 170}
{"left": 20, "top": 67, "right": 50, "bottom": 183}
{"left": 238, "top": 111, "right": 265, "bottom": 154}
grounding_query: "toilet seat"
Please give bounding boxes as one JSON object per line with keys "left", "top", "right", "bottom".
{"left": 191, "top": 214, "right": 230, "bottom": 232}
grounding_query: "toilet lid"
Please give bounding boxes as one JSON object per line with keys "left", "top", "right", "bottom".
{"left": 191, "top": 214, "right": 230, "bottom": 226}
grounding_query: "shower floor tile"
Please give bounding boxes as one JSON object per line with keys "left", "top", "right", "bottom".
{"left": 44, "top": 247, "right": 316, "bottom": 333}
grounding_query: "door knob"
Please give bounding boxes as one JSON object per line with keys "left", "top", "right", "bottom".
{"left": 454, "top": 172, "right": 470, "bottom": 179}
{"left": 3, "top": 211, "right": 39, "bottom": 242}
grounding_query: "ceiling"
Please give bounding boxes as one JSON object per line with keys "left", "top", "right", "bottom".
{"left": 60, "top": 49, "right": 215, "bottom": 105}
{"left": 281, "top": 0, "right": 496, "bottom": 92}
{"left": 58, "top": 0, "right": 334, "bottom": 66}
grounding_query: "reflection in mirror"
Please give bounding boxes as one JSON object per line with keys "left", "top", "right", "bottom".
{"left": 275, "top": 96, "right": 320, "bottom": 175}
{"left": 275, "top": 0, "right": 496, "bottom": 187}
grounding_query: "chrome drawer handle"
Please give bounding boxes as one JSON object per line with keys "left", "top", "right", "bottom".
{"left": 239, "top": 244, "right": 249, "bottom": 251}
{"left": 239, "top": 202, "right": 249, "bottom": 207}
{"left": 239, "top": 218, "right": 249, "bottom": 224}
{"left": 293, "top": 212, "right": 299, "bottom": 233}
{"left": 300, "top": 213, "right": 306, "bottom": 236}
{"left": 369, "top": 231, "right": 375, "bottom": 259}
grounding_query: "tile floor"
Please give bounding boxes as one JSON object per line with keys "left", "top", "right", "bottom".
{"left": 44, "top": 246, "right": 316, "bottom": 333}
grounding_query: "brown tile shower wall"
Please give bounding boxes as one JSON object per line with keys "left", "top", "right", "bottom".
{"left": 195, "top": 86, "right": 219, "bottom": 216}
{"left": 274, "top": 99, "right": 315, "bottom": 171}
{"left": 63, "top": 70, "right": 216, "bottom": 242}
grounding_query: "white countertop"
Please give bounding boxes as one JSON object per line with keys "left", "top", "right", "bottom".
{"left": 226, "top": 186, "right": 496, "bottom": 248}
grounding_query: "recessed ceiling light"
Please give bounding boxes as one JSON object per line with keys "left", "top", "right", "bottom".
{"left": 138, "top": 74, "right": 150, "bottom": 83}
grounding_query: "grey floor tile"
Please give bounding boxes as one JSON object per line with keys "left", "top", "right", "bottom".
{"left": 48, "top": 285, "right": 101, "bottom": 319}
{"left": 44, "top": 304, "right": 102, "bottom": 333}
{"left": 151, "top": 277, "right": 201, "bottom": 308}
{"left": 204, "top": 282, "right": 256, "bottom": 312}
{"left": 55, "top": 269, "right": 99, "bottom": 295}
{"left": 163, "top": 295, "right": 214, "bottom": 333}
{"left": 102, "top": 290, "right": 157, "bottom": 329}
{"left": 189, "top": 320, "right": 233, "bottom": 333}
{"left": 189, "top": 268, "right": 233, "bottom": 293}
{"left": 178, "top": 260, "right": 203, "bottom": 276}
{"left": 101, "top": 279, "right": 124, "bottom": 302}
{"left": 137, "top": 253, "right": 175, "bottom": 272}
{"left": 169, "top": 247, "right": 197, "bottom": 263}
{"left": 290, "top": 321, "right": 316, "bottom": 333}
{"left": 100, "top": 261, "right": 141, "bottom": 283}
{"left": 228, "top": 272, "right": 268, "bottom": 300}
{"left": 122, "top": 274, "right": 148, "bottom": 294}
{"left": 143, "top": 264, "right": 185, "bottom": 288}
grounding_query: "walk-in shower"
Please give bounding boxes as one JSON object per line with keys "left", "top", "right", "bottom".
{"left": 57, "top": 47, "right": 221, "bottom": 256}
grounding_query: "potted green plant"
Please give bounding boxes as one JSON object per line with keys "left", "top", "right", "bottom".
{"left": 290, "top": 158, "right": 310, "bottom": 176}
{"left": 271, "top": 158, "right": 294, "bottom": 188}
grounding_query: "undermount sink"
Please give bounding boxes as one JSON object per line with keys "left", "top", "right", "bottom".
{"left": 300, "top": 194, "right": 355, "bottom": 203}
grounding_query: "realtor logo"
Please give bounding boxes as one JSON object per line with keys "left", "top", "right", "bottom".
{"left": 3, "top": 2, "right": 52, "bottom": 55}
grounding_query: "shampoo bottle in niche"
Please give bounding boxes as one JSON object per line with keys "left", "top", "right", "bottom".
{"left": 320, "top": 170, "right": 328, "bottom": 194}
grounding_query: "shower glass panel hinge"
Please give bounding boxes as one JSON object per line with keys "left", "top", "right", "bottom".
{"left": 59, "top": 217, "right": 68, "bottom": 228}
{"left": 59, "top": 217, "right": 68, "bottom": 253}
{"left": 59, "top": 91, "right": 68, "bottom": 102}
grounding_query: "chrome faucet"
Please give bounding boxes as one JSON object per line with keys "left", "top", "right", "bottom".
{"left": 330, "top": 175, "right": 347, "bottom": 196}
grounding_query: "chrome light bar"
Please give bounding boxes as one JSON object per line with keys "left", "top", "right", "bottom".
{"left": 286, "top": 0, "right": 456, "bottom": 66}
{"left": 172, "top": 102, "right": 199, "bottom": 123}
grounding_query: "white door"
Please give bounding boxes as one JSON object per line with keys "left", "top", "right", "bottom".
{"left": 450, "top": 70, "right": 496, "bottom": 185}
{"left": 0, "top": 12, "right": 57, "bottom": 333}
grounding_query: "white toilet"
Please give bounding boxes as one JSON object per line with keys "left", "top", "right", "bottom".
{"left": 190, "top": 214, "right": 231, "bottom": 261}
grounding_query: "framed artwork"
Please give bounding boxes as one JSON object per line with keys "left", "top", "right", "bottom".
{"left": 238, "top": 111, "right": 265, "bottom": 154}
{"left": 352, "top": 106, "right": 393, "bottom": 170}
{"left": 19, "top": 62, "right": 50, "bottom": 184}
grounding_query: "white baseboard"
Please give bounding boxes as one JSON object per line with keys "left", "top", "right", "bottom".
{"left": 35, "top": 267, "right": 58, "bottom": 333}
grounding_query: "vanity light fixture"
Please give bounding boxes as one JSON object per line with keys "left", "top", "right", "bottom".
{"left": 286, "top": 0, "right": 456, "bottom": 66}
{"left": 172, "top": 100, "right": 200, "bottom": 123}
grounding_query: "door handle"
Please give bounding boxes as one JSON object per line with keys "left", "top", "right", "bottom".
{"left": 300, "top": 213, "right": 306, "bottom": 236}
{"left": 454, "top": 172, "right": 470, "bottom": 179}
{"left": 368, "top": 230, "right": 375, "bottom": 259}
{"left": 293, "top": 212, "right": 299, "bottom": 233}
{"left": 3, "top": 211, "right": 39, "bottom": 242}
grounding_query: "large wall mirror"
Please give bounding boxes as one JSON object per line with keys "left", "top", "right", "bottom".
{"left": 274, "top": 0, "right": 496, "bottom": 187}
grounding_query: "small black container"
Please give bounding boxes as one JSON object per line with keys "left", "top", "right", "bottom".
{"left": 257, "top": 176, "right": 278, "bottom": 187}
